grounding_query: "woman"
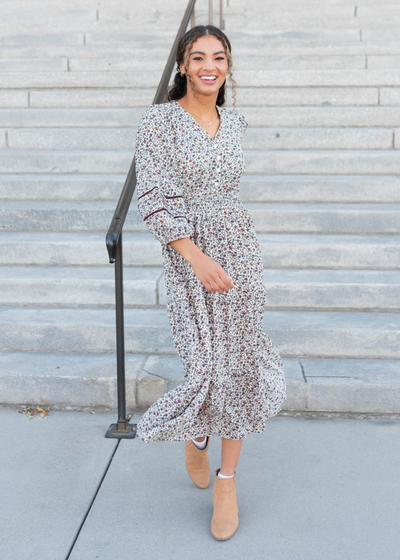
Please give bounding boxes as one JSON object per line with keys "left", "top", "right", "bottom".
{"left": 134, "top": 24, "right": 287, "bottom": 541}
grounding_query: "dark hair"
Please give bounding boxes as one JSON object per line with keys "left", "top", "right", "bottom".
{"left": 167, "top": 24, "right": 236, "bottom": 107}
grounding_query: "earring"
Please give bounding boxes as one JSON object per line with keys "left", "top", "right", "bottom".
{"left": 181, "top": 72, "right": 185, "bottom": 77}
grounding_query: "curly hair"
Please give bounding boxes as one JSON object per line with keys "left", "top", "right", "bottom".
{"left": 167, "top": 24, "right": 237, "bottom": 107}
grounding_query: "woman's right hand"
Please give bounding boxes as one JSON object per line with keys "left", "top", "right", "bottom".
{"left": 190, "top": 251, "right": 235, "bottom": 294}
{"left": 168, "top": 237, "right": 235, "bottom": 294}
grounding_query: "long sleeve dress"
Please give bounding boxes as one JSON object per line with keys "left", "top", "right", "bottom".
{"left": 133, "top": 100, "right": 287, "bottom": 442}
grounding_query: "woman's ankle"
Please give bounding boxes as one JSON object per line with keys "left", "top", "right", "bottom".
{"left": 218, "top": 468, "right": 235, "bottom": 478}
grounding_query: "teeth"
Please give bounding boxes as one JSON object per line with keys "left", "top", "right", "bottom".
{"left": 201, "top": 76, "right": 217, "bottom": 80}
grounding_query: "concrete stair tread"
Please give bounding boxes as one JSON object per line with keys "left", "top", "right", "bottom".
{"left": 1, "top": 351, "right": 399, "bottom": 413}
{"left": 1, "top": 55, "right": 382, "bottom": 73}
{"left": 1, "top": 306, "right": 399, "bottom": 330}
{"left": 1, "top": 266, "right": 399, "bottom": 311}
{"left": 2, "top": 200, "right": 400, "bottom": 235}
{"left": 1, "top": 230, "right": 399, "bottom": 245}
{"left": 6, "top": 126, "right": 399, "bottom": 151}
{"left": 0, "top": 265, "right": 162, "bottom": 280}
{"left": 2, "top": 200, "right": 399, "bottom": 211}
{"left": 0, "top": 350, "right": 145, "bottom": 379}
{"left": 1, "top": 265, "right": 399, "bottom": 284}
{"left": 3, "top": 231, "right": 396, "bottom": 266}
{"left": 6, "top": 41, "right": 400, "bottom": 58}
{"left": 7, "top": 70, "right": 400, "bottom": 89}
{"left": 0, "top": 307, "right": 398, "bottom": 359}
{"left": 5, "top": 149, "right": 400, "bottom": 175}
{"left": 262, "top": 269, "right": 400, "bottom": 283}
{"left": 1, "top": 351, "right": 399, "bottom": 383}
{"left": 1, "top": 174, "right": 399, "bottom": 204}
{"left": 0, "top": 265, "right": 162, "bottom": 307}
{"left": 0, "top": 87, "right": 384, "bottom": 109}
{"left": 4, "top": 107, "right": 400, "bottom": 127}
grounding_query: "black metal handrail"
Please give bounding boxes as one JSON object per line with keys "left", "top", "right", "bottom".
{"left": 105, "top": 0, "right": 197, "bottom": 265}
{"left": 105, "top": 0, "right": 197, "bottom": 438}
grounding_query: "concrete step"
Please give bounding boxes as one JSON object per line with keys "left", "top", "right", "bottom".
{"left": 3, "top": 266, "right": 398, "bottom": 311}
{"left": 245, "top": 128, "right": 394, "bottom": 150}
{"left": 0, "top": 18, "right": 187, "bottom": 37}
{"left": 68, "top": 55, "right": 368, "bottom": 71}
{"left": 0, "top": 56, "right": 371, "bottom": 73}
{"left": 1, "top": 231, "right": 399, "bottom": 268}
{"left": 224, "top": 16, "right": 400, "bottom": 32}
{"left": 1, "top": 174, "right": 400, "bottom": 203}
{"left": 4, "top": 149, "right": 400, "bottom": 175}
{"left": 0, "top": 266, "right": 162, "bottom": 307}
{"left": 246, "top": 202, "right": 400, "bottom": 234}
{"left": 245, "top": 150, "right": 400, "bottom": 175}
{"left": 0, "top": 306, "right": 399, "bottom": 359}
{"left": 6, "top": 70, "right": 400, "bottom": 88}
{"left": 16, "top": 53, "right": 362, "bottom": 73}
{"left": 24, "top": 87, "right": 380, "bottom": 108}
{"left": 0, "top": 58, "right": 68, "bottom": 72}
{"left": 1, "top": 201, "right": 400, "bottom": 234}
{"left": 4, "top": 107, "right": 400, "bottom": 128}
{"left": 0, "top": 31, "right": 179, "bottom": 48}
{"left": 0, "top": 108, "right": 145, "bottom": 127}
{"left": 369, "top": 56, "right": 400, "bottom": 69}
{"left": 5, "top": 41, "right": 400, "bottom": 58}
{"left": 102, "top": 5, "right": 357, "bottom": 20}
{"left": 0, "top": 174, "right": 126, "bottom": 201}
{"left": 84, "top": 29, "right": 361, "bottom": 44}
{"left": 0, "top": 33, "right": 85, "bottom": 47}
{"left": 1, "top": 350, "right": 399, "bottom": 413}
{"left": 238, "top": 175, "right": 400, "bottom": 203}
{"left": 1, "top": 174, "right": 399, "bottom": 203}
{"left": 0, "top": 0, "right": 178, "bottom": 9}
{"left": 5, "top": 126, "right": 396, "bottom": 151}
{"left": 242, "top": 107, "right": 400, "bottom": 128}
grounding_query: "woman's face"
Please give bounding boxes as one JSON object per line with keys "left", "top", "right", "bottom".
{"left": 180, "top": 35, "right": 229, "bottom": 98}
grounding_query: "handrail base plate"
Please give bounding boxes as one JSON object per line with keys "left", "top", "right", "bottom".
{"left": 105, "top": 422, "right": 137, "bottom": 439}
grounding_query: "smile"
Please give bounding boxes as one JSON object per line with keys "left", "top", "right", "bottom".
{"left": 199, "top": 75, "right": 218, "bottom": 84}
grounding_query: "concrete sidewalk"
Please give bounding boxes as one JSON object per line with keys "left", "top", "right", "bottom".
{"left": 1, "top": 406, "right": 399, "bottom": 560}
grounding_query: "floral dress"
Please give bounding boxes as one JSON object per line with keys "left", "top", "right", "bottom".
{"left": 134, "top": 100, "right": 287, "bottom": 442}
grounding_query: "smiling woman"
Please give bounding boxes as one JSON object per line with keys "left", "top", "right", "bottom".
{"left": 133, "top": 24, "right": 287, "bottom": 541}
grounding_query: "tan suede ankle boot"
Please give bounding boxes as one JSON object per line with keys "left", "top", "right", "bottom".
{"left": 185, "top": 436, "right": 210, "bottom": 489}
{"left": 210, "top": 467, "right": 239, "bottom": 540}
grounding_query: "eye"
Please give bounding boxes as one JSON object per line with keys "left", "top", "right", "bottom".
{"left": 216, "top": 56, "right": 225, "bottom": 60}
{"left": 193, "top": 56, "right": 203, "bottom": 61}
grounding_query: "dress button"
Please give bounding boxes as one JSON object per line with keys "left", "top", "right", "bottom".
{"left": 216, "top": 168, "right": 220, "bottom": 172}
{"left": 216, "top": 155, "right": 221, "bottom": 160}
{"left": 215, "top": 181, "right": 219, "bottom": 186}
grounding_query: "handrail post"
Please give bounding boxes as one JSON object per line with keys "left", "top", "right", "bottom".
{"left": 105, "top": 0, "right": 197, "bottom": 439}
{"left": 105, "top": 232, "right": 136, "bottom": 438}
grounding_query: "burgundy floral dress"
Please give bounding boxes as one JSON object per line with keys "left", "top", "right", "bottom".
{"left": 134, "top": 100, "right": 287, "bottom": 442}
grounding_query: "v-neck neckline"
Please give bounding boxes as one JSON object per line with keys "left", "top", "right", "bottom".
{"left": 172, "top": 99, "right": 223, "bottom": 142}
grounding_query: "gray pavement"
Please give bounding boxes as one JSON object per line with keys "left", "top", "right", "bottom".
{"left": 1, "top": 405, "right": 399, "bottom": 560}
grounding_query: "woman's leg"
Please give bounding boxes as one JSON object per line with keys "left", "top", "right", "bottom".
{"left": 220, "top": 437, "right": 243, "bottom": 475}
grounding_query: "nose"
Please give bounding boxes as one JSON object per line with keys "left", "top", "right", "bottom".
{"left": 202, "top": 56, "right": 217, "bottom": 71}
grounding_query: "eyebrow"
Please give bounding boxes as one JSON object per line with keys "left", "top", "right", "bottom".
{"left": 189, "top": 51, "right": 226, "bottom": 56}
